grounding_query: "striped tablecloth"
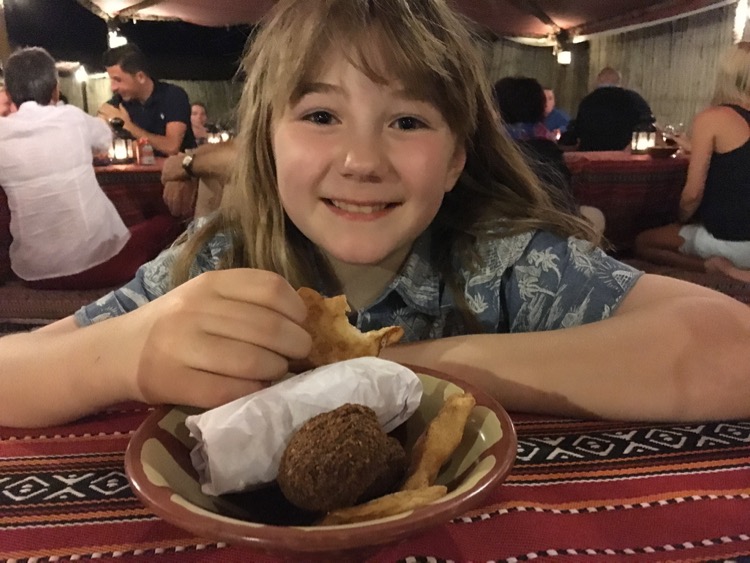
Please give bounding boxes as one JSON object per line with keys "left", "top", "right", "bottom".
{"left": 1, "top": 406, "right": 748, "bottom": 562}
{"left": 564, "top": 151, "right": 689, "bottom": 255}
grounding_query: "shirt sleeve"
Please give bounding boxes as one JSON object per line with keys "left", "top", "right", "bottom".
{"left": 86, "top": 114, "right": 113, "bottom": 153}
{"left": 73, "top": 220, "right": 229, "bottom": 327}
{"left": 73, "top": 246, "right": 178, "bottom": 326}
{"left": 162, "top": 85, "right": 191, "bottom": 127}
{"left": 504, "top": 231, "right": 643, "bottom": 332}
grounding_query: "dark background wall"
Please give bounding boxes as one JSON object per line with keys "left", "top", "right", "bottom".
{"left": 4, "top": 0, "right": 250, "bottom": 80}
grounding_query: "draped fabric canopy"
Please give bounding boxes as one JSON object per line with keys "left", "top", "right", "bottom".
{"left": 78, "top": 0, "right": 734, "bottom": 43}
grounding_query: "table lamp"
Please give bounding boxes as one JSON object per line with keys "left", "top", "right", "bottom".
{"left": 631, "top": 119, "right": 657, "bottom": 154}
{"left": 108, "top": 118, "right": 136, "bottom": 164}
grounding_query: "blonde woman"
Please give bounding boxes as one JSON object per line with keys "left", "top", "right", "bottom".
{"left": 0, "top": 0, "right": 748, "bottom": 428}
{"left": 636, "top": 42, "right": 750, "bottom": 280}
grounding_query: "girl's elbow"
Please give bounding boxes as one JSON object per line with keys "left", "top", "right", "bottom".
{"left": 671, "top": 303, "right": 750, "bottom": 420}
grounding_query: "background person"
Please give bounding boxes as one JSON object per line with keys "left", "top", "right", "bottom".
{"left": 190, "top": 101, "right": 209, "bottom": 145}
{"left": 0, "top": 47, "right": 181, "bottom": 290}
{"left": 98, "top": 44, "right": 195, "bottom": 155}
{"left": 493, "top": 76, "right": 605, "bottom": 238}
{"left": 0, "top": 86, "right": 15, "bottom": 116}
{"left": 561, "top": 67, "right": 654, "bottom": 151}
{"left": 543, "top": 86, "right": 570, "bottom": 138}
{"left": 635, "top": 42, "right": 750, "bottom": 280}
{"left": 0, "top": 0, "right": 748, "bottom": 429}
{"left": 161, "top": 139, "right": 236, "bottom": 218}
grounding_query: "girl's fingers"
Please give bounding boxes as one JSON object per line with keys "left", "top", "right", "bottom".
{"left": 192, "top": 299, "right": 313, "bottom": 360}
{"left": 196, "top": 269, "right": 309, "bottom": 325}
{"left": 179, "top": 334, "right": 294, "bottom": 381}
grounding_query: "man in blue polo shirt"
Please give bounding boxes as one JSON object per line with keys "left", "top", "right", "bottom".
{"left": 98, "top": 44, "right": 196, "bottom": 156}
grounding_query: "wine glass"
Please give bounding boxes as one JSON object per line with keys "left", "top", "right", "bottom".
{"left": 663, "top": 122, "right": 685, "bottom": 145}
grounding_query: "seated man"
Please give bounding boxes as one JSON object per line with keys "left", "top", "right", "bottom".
{"left": 493, "top": 77, "right": 605, "bottom": 240}
{"left": 0, "top": 47, "right": 181, "bottom": 290}
{"left": 543, "top": 87, "right": 570, "bottom": 137}
{"left": 97, "top": 44, "right": 195, "bottom": 156}
{"left": 562, "top": 67, "right": 654, "bottom": 151}
{"left": 161, "top": 140, "right": 236, "bottom": 219}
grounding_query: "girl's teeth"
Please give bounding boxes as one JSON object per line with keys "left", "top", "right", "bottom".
{"left": 331, "top": 200, "right": 388, "bottom": 213}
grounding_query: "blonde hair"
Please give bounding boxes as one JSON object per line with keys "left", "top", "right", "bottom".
{"left": 172, "top": 0, "right": 596, "bottom": 302}
{"left": 712, "top": 42, "right": 750, "bottom": 106}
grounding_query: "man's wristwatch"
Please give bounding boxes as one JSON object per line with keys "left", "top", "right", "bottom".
{"left": 181, "top": 154, "right": 195, "bottom": 178}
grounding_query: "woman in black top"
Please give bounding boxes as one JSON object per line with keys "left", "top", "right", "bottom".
{"left": 635, "top": 43, "right": 750, "bottom": 280}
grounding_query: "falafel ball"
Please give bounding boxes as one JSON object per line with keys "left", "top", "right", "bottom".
{"left": 277, "top": 404, "right": 406, "bottom": 512}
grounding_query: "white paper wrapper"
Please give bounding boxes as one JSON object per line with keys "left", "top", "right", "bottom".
{"left": 185, "top": 357, "right": 422, "bottom": 496}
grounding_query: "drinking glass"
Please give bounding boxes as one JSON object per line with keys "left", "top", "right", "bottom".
{"left": 663, "top": 122, "right": 685, "bottom": 145}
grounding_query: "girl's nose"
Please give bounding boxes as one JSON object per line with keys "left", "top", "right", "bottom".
{"left": 340, "top": 131, "right": 387, "bottom": 180}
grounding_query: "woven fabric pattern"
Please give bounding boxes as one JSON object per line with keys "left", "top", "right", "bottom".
{"left": 1, "top": 407, "right": 748, "bottom": 562}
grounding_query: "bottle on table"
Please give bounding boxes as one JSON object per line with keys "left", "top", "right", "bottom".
{"left": 138, "top": 138, "right": 156, "bottom": 165}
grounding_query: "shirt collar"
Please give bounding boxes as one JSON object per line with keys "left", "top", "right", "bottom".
{"left": 377, "top": 228, "right": 442, "bottom": 317}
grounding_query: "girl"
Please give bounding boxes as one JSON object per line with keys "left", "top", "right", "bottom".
{"left": 1, "top": 0, "right": 748, "bottom": 428}
{"left": 636, "top": 42, "right": 750, "bottom": 280}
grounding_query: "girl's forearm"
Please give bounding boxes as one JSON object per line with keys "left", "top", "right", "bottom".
{"left": 382, "top": 294, "right": 750, "bottom": 422}
{"left": 0, "top": 318, "right": 137, "bottom": 428}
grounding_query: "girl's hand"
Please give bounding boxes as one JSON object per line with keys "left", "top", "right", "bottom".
{"left": 125, "top": 269, "right": 312, "bottom": 409}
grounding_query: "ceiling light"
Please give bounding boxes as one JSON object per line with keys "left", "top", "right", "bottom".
{"left": 74, "top": 65, "right": 89, "bottom": 83}
{"left": 556, "top": 50, "right": 572, "bottom": 65}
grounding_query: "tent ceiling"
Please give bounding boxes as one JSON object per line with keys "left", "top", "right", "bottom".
{"left": 78, "top": 0, "right": 734, "bottom": 43}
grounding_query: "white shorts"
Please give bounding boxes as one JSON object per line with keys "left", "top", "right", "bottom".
{"left": 679, "top": 224, "right": 750, "bottom": 268}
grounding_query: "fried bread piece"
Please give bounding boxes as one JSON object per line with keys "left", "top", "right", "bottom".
{"left": 400, "top": 392, "right": 476, "bottom": 490}
{"left": 290, "top": 287, "right": 403, "bottom": 372}
{"left": 320, "top": 485, "right": 448, "bottom": 526}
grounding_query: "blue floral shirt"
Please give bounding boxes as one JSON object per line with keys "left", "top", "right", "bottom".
{"left": 74, "top": 228, "right": 642, "bottom": 340}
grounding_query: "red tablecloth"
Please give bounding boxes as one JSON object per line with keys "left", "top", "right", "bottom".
{"left": 2, "top": 405, "right": 748, "bottom": 562}
{"left": 565, "top": 151, "right": 689, "bottom": 255}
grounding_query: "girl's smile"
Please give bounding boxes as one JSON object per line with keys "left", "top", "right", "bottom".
{"left": 272, "top": 50, "right": 466, "bottom": 270}
{"left": 325, "top": 198, "right": 401, "bottom": 219}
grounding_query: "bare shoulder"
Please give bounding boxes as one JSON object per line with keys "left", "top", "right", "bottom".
{"left": 691, "top": 106, "right": 728, "bottom": 128}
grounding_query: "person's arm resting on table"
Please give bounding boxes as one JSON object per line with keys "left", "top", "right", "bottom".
{"left": 383, "top": 277, "right": 750, "bottom": 422}
{"left": 161, "top": 140, "right": 237, "bottom": 217}
{"left": 162, "top": 140, "right": 237, "bottom": 184}
{"left": 0, "top": 263, "right": 313, "bottom": 428}
{"left": 97, "top": 102, "right": 187, "bottom": 156}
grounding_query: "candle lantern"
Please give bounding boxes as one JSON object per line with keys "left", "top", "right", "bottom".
{"left": 631, "top": 119, "right": 657, "bottom": 154}
{"left": 107, "top": 118, "right": 136, "bottom": 164}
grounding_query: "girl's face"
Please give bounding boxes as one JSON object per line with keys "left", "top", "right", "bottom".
{"left": 272, "top": 53, "right": 466, "bottom": 268}
{"left": 191, "top": 104, "right": 207, "bottom": 127}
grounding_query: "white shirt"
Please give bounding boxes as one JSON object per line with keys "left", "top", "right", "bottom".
{"left": 0, "top": 102, "right": 130, "bottom": 280}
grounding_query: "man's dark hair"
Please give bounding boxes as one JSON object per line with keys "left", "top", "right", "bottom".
{"left": 4, "top": 47, "right": 58, "bottom": 106}
{"left": 103, "top": 44, "right": 150, "bottom": 76}
{"left": 493, "top": 76, "right": 546, "bottom": 124}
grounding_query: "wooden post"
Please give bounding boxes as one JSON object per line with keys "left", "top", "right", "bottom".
{"left": 80, "top": 81, "right": 89, "bottom": 113}
{"left": 0, "top": 1, "right": 12, "bottom": 67}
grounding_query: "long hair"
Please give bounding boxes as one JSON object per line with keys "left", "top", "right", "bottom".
{"left": 712, "top": 42, "right": 750, "bottom": 107}
{"left": 171, "top": 0, "right": 596, "bottom": 320}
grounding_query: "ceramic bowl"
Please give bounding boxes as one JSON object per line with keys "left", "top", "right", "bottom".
{"left": 124, "top": 366, "right": 517, "bottom": 562}
{"left": 647, "top": 145, "right": 679, "bottom": 158}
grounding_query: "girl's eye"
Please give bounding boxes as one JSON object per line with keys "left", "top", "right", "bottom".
{"left": 393, "top": 116, "right": 426, "bottom": 130}
{"left": 304, "top": 110, "right": 336, "bottom": 125}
